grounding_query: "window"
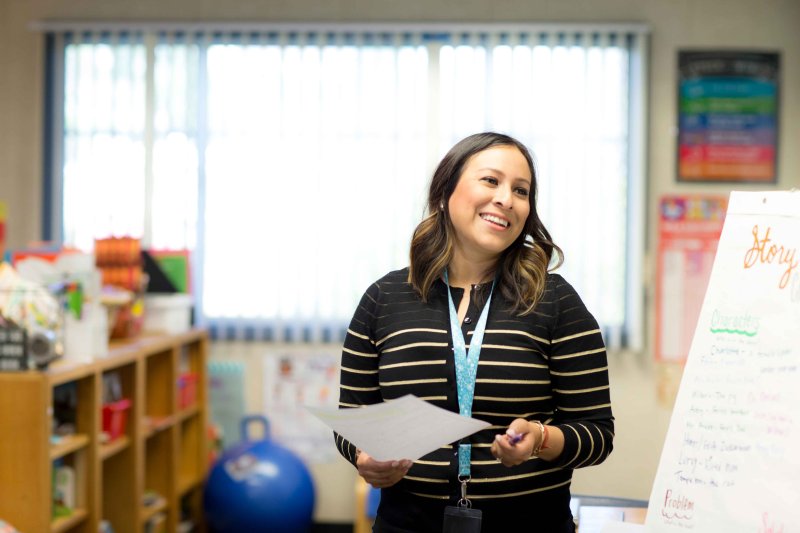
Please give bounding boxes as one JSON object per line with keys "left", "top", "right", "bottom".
{"left": 44, "top": 24, "right": 648, "bottom": 349}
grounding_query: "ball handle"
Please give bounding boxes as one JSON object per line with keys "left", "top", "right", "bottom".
{"left": 239, "top": 415, "right": 270, "bottom": 442}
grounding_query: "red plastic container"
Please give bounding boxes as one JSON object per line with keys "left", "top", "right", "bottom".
{"left": 177, "top": 373, "right": 198, "bottom": 409}
{"left": 102, "top": 398, "right": 131, "bottom": 441}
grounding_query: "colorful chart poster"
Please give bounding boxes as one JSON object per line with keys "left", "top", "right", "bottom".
{"left": 656, "top": 195, "right": 728, "bottom": 363}
{"left": 677, "top": 51, "right": 779, "bottom": 183}
{"left": 646, "top": 190, "right": 800, "bottom": 532}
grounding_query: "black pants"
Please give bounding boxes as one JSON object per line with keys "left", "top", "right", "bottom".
{"left": 372, "top": 489, "right": 576, "bottom": 533}
{"left": 374, "top": 514, "right": 576, "bottom": 533}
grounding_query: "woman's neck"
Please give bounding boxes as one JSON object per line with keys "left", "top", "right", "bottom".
{"left": 446, "top": 250, "right": 497, "bottom": 289}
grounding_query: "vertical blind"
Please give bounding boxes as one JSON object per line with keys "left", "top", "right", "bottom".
{"left": 43, "top": 23, "right": 648, "bottom": 349}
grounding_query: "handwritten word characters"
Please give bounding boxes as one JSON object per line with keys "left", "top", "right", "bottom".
{"left": 743, "top": 225, "right": 798, "bottom": 289}
{"left": 709, "top": 309, "right": 759, "bottom": 336}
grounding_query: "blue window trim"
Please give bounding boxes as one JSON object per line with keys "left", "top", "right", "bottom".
{"left": 42, "top": 32, "right": 56, "bottom": 242}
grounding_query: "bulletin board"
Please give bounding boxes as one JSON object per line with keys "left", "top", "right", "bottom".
{"left": 647, "top": 190, "right": 800, "bottom": 532}
{"left": 655, "top": 194, "right": 728, "bottom": 362}
{"left": 677, "top": 50, "right": 780, "bottom": 183}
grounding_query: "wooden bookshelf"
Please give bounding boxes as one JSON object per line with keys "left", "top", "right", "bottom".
{"left": 0, "top": 329, "right": 209, "bottom": 533}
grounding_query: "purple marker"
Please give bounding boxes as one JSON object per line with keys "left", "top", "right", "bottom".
{"left": 508, "top": 432, "right": 525, "bottom": 445}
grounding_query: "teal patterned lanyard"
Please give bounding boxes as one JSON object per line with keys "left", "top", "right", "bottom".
{"left": 444, "top": 270, "right": 496, "bottom": 479}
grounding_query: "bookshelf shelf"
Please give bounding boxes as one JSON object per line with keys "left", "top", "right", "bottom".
{"left": 0, "top": 329, "right": 209, "bottom": 533}
{"left": 51, "top": 507, "right": 88, "bottom": 533}
{"left": 50, "top": 434, "right": 91, "bottom": 460}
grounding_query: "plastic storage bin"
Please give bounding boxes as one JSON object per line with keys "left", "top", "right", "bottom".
{"left": 102, "top": 398, "right": 131, "bottom": 441}
{"left": 177, "top": 372, "right": 198, "bottom": 409}
{"left": 143, "top": 294, "right": 192, "bottom": 334}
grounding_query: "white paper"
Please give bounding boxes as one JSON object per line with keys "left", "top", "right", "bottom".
{"left": 600, "top": 523, "right": 646, "bottom": 533}
{"left": 646, "top": 191, "right": 800, "bottom": 532}
{"left": 306, "top": 394, "right": 491, "bottom": 461}
{"left": 578, "top": 507, "right": 625, "bottom": 533}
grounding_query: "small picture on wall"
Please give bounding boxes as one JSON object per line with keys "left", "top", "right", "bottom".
{"left": 677, "top": 50, "right": 780, "bottom": 183}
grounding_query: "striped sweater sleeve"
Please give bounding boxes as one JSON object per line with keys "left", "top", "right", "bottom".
{"left": 334, "top": 282, "right": 383, "bottom": 467}
{"left": 547, "top": 276, "right": 615, "bottom": 469}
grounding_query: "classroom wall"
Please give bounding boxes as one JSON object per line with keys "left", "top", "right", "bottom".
{"left": 1, "top": 0, "right": 799, "bottom": 523}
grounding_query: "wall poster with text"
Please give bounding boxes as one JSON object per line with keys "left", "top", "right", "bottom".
{"left": 656, "top": 194, "right": 728, "bottom": 363}
{"left": 678, "top": 50, "right": 780, "bottom": 183}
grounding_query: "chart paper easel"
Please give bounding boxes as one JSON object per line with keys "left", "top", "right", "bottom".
{"left": 646, "top": 190, "right": 800, "bottom": 532}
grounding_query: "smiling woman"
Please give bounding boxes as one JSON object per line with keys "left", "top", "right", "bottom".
{"left": 335, "top": 132, "right": 614, "bottom": 533}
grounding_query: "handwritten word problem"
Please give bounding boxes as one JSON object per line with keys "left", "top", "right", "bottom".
{"left": 661, "top": 489, "right": 695, "bottom": 522}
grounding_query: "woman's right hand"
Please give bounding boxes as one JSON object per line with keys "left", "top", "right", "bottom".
{"left": 356, "top": 449, "right": 412, "bottom": 488}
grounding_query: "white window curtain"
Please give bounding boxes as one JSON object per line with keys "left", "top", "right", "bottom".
{"left": 44, "top": 23, "right": 647, "bottom": 349}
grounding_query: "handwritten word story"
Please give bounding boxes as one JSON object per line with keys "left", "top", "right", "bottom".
{"left": 743, "top": 225, "right": 798, "bottom": 289}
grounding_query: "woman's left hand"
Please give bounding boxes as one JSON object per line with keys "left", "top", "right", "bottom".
{"left": 356, "top": 450, "right": 412, "bottom": 488}
{"left": 491, "top": 418, "right": 534, "bottom": 467}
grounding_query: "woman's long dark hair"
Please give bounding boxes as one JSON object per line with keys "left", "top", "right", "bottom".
{"left": 407, "top": 132, "right": 563, "bottom": 315}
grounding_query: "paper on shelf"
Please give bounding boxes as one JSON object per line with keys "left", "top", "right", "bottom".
{"left": 601, "top": 523, "right": 646, "bottom": 533}
{"left": 306, "top": 394, "right": 491, "bottom": 461}
{"left": 579, "top": 506, "right": 625, "bottom": 533}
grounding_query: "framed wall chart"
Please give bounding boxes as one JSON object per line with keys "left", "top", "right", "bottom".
{"left": 677, "top": 50, "right": 780, "bottom": 183}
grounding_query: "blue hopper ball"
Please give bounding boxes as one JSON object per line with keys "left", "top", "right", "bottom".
{"left": 204, "top": 416, "right": 315, "bottom": 533}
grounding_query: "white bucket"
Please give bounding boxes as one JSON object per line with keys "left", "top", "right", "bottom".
{"left": 143, "top": 294, "right": 193, "bottom": 334}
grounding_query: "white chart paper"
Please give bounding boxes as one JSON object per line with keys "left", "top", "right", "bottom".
{"left": 601, "top": 523, "right": 646, "bottom": 533}
{"left": 646, "top": 191, "right": 800, "bottom": 532}
{"left": 307, "top": 394, "right": 490, "bottom": 461}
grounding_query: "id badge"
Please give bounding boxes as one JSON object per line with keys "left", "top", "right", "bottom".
{"left": 443, "top": 505, "right": 482, "bottom": 533}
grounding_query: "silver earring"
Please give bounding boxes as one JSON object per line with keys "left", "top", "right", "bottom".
{"left": 439, "top": 201, "right": 444, "bottom": 211}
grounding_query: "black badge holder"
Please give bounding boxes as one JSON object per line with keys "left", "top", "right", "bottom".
{"left": 442, "top": 476, "right": 482, "bottom": 533}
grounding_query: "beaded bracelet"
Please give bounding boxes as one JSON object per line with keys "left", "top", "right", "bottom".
{"left": 531, "top": 420, "right": 546, "bottom": 457}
